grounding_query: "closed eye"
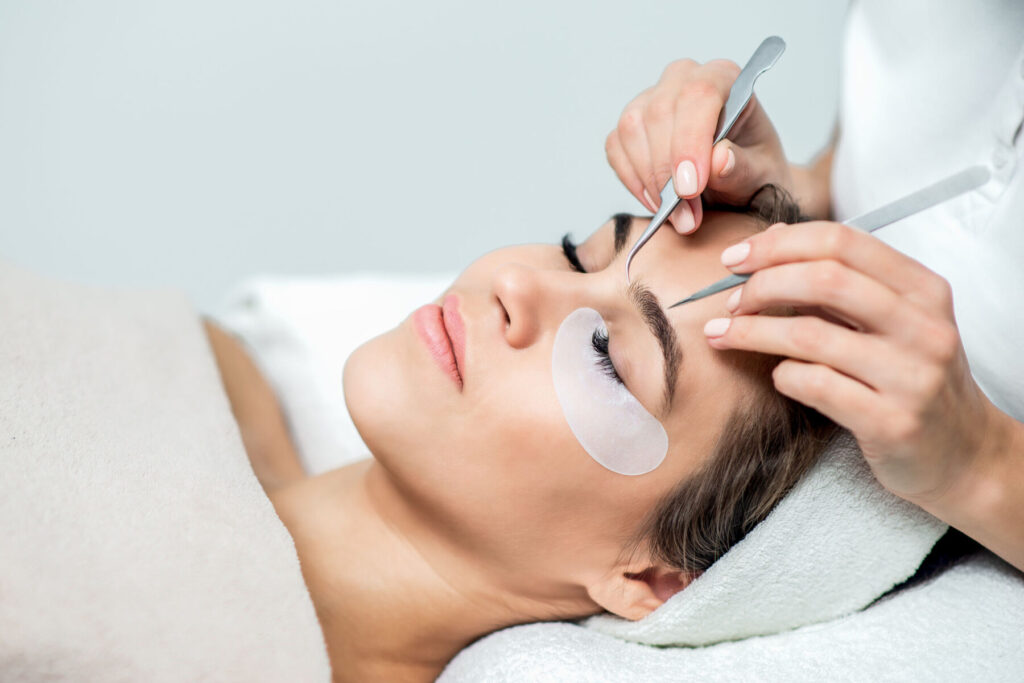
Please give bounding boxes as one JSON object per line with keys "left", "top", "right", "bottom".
{"left": 591, "top": 328, "right": 624, "bottom": 385}
{"left": 561, "top": 234, "right": 586, "bottom": 273}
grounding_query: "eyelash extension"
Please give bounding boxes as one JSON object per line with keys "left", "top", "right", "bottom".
{"left": 561, "top": 234, "right": 586, "bottom": 273}
{"left": 591, "top": 329, "right": 624, "bottom": 385}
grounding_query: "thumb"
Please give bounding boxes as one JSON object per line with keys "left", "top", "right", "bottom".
{"left": 705, "top": 140, "right": 774, "bottom": 205}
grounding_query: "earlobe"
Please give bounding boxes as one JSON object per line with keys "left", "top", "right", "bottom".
{"left": 586, "top": 563, "right": 697, "bottom": 621}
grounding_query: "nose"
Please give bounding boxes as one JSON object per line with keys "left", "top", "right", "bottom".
{"left": 492, "top": 263, "right": 553, "bottom": 349}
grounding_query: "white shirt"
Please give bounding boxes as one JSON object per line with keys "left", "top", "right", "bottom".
{"left": 832, "top": 0, "right": 1024, "bottom": 420}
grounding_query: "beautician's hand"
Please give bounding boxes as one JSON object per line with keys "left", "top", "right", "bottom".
{"left": 605, "top": 58, "right": 794, "bottom": 234}
{"left": 701, "top": 221, "right": 1015, "bottom": 510}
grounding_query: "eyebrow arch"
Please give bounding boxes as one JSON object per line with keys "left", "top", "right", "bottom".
{"left": 627, "top": 280, "right": 681, "bottom": 415}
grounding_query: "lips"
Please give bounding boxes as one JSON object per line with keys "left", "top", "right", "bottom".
{"left": 412, "top": 295, "right": 465, "bottom": 390}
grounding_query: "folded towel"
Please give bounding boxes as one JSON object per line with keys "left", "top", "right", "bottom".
{"left": 581, "top": 431, "right": 946, "bottom": 645}
{"left": 0, "top": 262, "right": 330, "bottom": 682}
{"left": 440, "top": 552, "right": 1024, "bottom": 682}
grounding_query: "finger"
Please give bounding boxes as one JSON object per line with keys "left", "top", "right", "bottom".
{"left": 704, "top": 313, "right": 902, "bottom": 393}
{"left": 689, "top": 196, "right": 703, "bottom": 231}
{"left": 668, "top": 60, "right": 739, "bottom": 200}
{"left": 769, "top": 359, "right": 888, "bottom": 441}
{"left": 642, "top": 90, "right": 679, "bottom": 198}
{"left": 606, "top": 130, "right": 656, "bottom": 212}
{"left": 705, "top": 140, "right": 767, "bottom": 204}
{"left": 730, "top": 260, "right": 910, "bottom": 337}
{"left": 720, "top": 221, "right": 954, "bottom": 318}
{"left": 616, "top": 93, "right": 659, "bottom": 209}
{"left": 668, "top": 197, "right": 696, "bottom": 234}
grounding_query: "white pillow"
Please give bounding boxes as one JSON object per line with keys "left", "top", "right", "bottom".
{"left": 214, "top": 272, "right": 454, "bottom": 475}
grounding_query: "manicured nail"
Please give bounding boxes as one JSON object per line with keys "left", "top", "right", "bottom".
{"left": 674, "top": 159, "right": 698, "bottom": 197}
{"left": 720, "top": 241, "right": 750, "bottom": 267}
{"left": 726, "top": 287, "right": 742, "bottom": 312}
{"left": 720, "top": 147, "right": 736, "bottom": 177}
{"left": 671, "top": 202, "right": 696, "bottom": 234}
{"left": 704, "top": 318, "right": 731, "bottom": 338}
{"left": 642, "top": 188, "right": 657, "bottom": 212}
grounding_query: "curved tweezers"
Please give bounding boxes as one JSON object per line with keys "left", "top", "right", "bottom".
{"left": 624, "top": 36, "right": 786, "bottom": 283}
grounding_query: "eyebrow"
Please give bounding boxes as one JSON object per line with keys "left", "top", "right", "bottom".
{"left": 612, "top": 213, "right": 633, "bottom": 255}
{"left": 627, "top": 280, "right": 681, "bottom": 414}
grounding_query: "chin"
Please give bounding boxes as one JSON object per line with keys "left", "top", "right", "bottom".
{"left": 342, "top": 325, "right": 448, "bottom": 475}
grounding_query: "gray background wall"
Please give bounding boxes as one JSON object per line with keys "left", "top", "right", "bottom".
{"left": 0, "top": 1, "right": 846, "bottom": 313}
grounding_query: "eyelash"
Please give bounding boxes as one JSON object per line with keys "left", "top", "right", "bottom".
{"left": 561, "top": 234, "right": 586, "bottom": 273}
{"left": 561, "top": 234, "right": 625, "bottom": 386}
{"left": 591, "top": 330, "right": 624, "bottom": 386}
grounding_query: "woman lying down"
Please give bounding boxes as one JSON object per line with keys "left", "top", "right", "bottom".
{"left": 204, "top": 187, "right": 838, "bottom": 683}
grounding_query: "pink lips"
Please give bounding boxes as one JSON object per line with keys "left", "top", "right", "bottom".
{"left": 412, "top": 295, "right": 466, "bottom": 390}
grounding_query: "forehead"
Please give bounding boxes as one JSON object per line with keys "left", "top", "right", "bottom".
{"left": 584, "top": 210, "right": 764, "bottom": 303}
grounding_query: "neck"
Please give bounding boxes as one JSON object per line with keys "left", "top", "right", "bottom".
{"left": 269, "top": 459, "right": 587, "bottom": 682}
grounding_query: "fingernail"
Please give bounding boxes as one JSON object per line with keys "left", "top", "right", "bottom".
{"left": 726, "top": 287, "right": 742, "bottom": 312}
{"left": 720, "top": 241, "right": 750, "bottom": 267}
{"left": 671, "top": 202, "right": 696, "bottom": 234}
{"left": 674, "top": 159, "right": 698, "bottom": 197}
{"left": 642, "top": 188, "right": 657, "bottom": 212}
{"left": 720, "top": 147, "right": 736, "bottom": 177}
{"left": 704, "top": 318, "right": 731, "bottom": 338}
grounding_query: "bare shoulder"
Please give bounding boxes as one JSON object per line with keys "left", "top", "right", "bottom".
{"left": 201, "top": 317, "right": 307, "bottom": 491}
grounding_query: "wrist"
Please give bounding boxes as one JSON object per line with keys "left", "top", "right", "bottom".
{"left": 914, "top": 402, "right": 1018, "bottom": 534}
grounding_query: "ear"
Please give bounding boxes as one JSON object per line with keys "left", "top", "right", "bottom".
{"left": 585, "top": 560, "right": 698, "bottom": 621}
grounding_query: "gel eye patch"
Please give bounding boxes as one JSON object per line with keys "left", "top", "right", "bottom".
{"left": 551, "top": 307, "right": 669, "bottom": 476}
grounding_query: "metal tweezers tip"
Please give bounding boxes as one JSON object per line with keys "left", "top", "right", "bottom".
{"left": 667, "top": 296, "right": 693, "bottom": 310}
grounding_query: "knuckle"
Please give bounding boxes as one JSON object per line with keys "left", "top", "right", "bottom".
{"left": 618, "top": 108, "right": 645, "bottom": 137}
{"left": 823, "top": 223, "right": 852, "bottom": 258}
{"left": 801, "top": 365, "right": 830, "bottom": 402}
{"left": 810, "top": 260, "right": 847, "bottom": 298}
{"left": 681, "top": 78, "right": 720, "bottom": 102}
{"left": 645, "top": 95, "right": 675, "bottom": 123}
{"left": 929, "top": 276, "right": 954, "bottom": 310}
{"left": 789, "top": 317, "right": 825, "bottom": 354}
{"left": 604, "top": 131, "right": 617, "bottom": 157}
{"left": 927, "top": 321, "right": 959, "bottom": 364}
{"left": 662, "top": 58, "right": 697, "bottom": 79}
{"left": 706, "top": 58, "right": 741, "bottom": 78}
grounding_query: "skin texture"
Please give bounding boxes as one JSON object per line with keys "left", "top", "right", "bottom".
{"left": 607, "top": 55, "right": 1024, "bottom": 576}
{"left": 258, "top": 211, "right": 768, "bottom": 682}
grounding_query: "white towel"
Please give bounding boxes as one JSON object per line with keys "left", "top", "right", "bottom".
{"left": 439, "top": 552, "right": 1024, "bottom": 682}
{"left": 0, "top": 262, "right": 331, "bottom": 682}
{"left": 580, "top": 431, "right": 945, "bottom": 646}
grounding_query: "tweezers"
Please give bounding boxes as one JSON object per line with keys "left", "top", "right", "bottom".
{"left": 624, "top": 35, "right": 786, "bottom": 283}
{"left": 667, "top": 165, "right": 992, "bottom": 308}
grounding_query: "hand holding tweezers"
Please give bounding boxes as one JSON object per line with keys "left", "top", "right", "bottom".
{"left": 624, "top": 36, "right": 786, "bottom": 283}
{"left": 667, "top": 165, "right": 992, "bottom": 308}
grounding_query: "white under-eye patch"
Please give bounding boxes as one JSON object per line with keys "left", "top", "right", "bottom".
{"left": 551, "top": 307, "right": 669, "bottom": 476}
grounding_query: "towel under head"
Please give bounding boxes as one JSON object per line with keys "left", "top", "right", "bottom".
{"left": 582, "top": 431, "right": 947, "bottom": 645}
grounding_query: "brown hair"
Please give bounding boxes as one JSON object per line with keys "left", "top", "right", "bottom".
{"left": 628, "top": 186, "right": 840, "bottom": 575}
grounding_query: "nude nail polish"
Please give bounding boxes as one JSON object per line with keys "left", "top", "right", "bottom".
{"left": 672, "top": 202, "right": 696, "bottom": 234}
{"left": 674, "top": 160, "right": 698, "bottom": 197}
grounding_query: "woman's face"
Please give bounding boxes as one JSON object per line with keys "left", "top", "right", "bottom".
{"left": 343, "top": 210, "right": 764, "bottom": 591}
